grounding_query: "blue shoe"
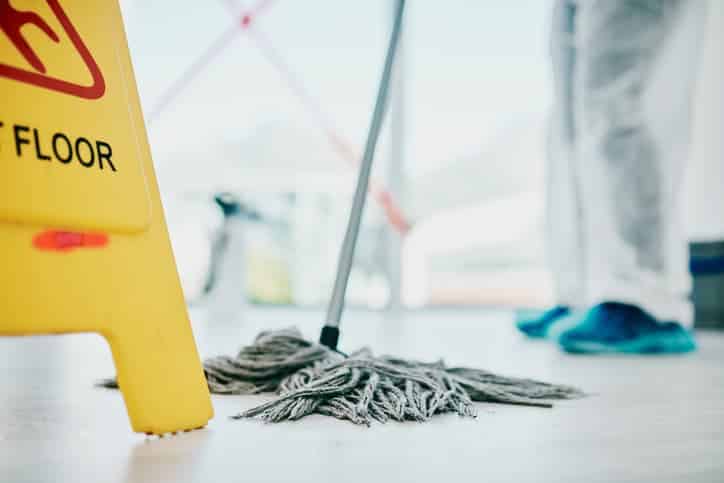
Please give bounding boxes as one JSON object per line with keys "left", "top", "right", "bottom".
{"left": 557, "top": 302, "right": 696, "bottom": 354}
{"left": 516, "top": 305, "right": 571, "bottom": 339}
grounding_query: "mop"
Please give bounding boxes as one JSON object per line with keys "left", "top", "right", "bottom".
{"left": 102, "top": 0, "right": 583, "bottom": 425}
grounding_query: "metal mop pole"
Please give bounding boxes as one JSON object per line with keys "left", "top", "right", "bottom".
{"left": 319, "top": 0, "right": 406, "bottom": 350}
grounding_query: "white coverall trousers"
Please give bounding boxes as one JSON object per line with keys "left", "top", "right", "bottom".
{"left": 548, "top": 0, "right": 706, "bottom": 326}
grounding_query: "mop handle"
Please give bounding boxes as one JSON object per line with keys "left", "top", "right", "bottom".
{"left": 320, "top": 0, "right": 406, "bottom": 350}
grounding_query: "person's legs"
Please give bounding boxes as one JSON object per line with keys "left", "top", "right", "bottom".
{"left": 518, "top": 0, "right": 583, "bottom": 337}
{"left": 558, "top": 0, "right": 706, "bottom": 353}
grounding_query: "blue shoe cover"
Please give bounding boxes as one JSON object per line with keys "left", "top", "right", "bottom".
{"left": 516, "top": 305, "right": 571, "bottom": 338}
{"left": 557, "top": 302, "right": 696, "bottom": 354}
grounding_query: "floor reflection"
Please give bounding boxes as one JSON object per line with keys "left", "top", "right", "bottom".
{"left": 123, "top": 430, "right": 211, "bottom": 483}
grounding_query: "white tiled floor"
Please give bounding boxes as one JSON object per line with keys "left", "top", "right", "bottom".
{"left": 2, "top": 307, "right": 723, "bottom": 483}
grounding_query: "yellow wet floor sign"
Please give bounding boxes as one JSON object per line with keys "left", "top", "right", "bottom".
{"left": 0, "top": 0, "right": 213, "bottom": 433}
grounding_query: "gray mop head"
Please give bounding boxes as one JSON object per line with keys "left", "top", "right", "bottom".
{"left": 201, "top": 327, "right": 584, "bottom": 425}
{"left": 100, "top": 327, "right": 583, "bottom": 425}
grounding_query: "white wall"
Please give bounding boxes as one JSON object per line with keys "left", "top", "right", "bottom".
{"left": 685, "top": 0, "right": 724, "bottom": 242}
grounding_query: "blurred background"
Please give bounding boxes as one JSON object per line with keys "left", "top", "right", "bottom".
{"left": 118, "top": 0, "right": 723, "bottom": 314}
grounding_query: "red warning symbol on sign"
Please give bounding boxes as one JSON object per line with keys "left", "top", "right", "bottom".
{"left": 0, "top": 0, "right": 105, "bottom": 99}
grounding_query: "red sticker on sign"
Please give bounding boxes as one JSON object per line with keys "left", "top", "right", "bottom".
{"left": 33, "top": 230, "right": 108, "bottom": 252}
{"left": 0, "top": 0, "right": 105, "bottom": 99}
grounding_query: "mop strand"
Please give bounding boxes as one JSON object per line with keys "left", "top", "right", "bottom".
{"left": 202, "top": 327, "right": 584, "bottom": 425}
